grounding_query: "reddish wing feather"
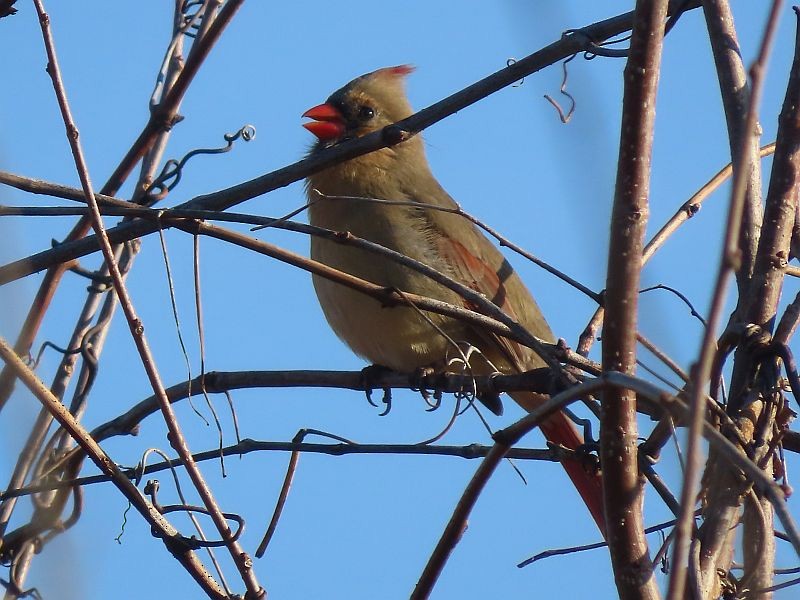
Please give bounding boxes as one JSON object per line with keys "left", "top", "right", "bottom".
{"left": 436, "top": 236, "right": 528, "bottom": 369}
{"left": 437, "top": 236, "right": 607, "bottom": 536}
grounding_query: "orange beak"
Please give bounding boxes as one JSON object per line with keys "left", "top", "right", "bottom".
{"left": 302, "top": 103, "right": 346, "bottom": 141}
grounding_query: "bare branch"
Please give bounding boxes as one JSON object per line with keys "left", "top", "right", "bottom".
{"left": 702, "top": 0, "right": 766, "bottom": 293}
{"left": 28, "top": 2, "right": 263, "bottom": 596}
{"left": 0, "top": 4, "right": 703, "bottom": 287}
{"left": 0, "top": 0, "right": 244, "bottom": 413}
{"left": 600, "top": 0, "right": 668, "bottom": 597}
{"left": 2, "top": 440, "right": 562, "bottom": 500}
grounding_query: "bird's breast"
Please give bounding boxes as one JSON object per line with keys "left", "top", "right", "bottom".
{"left": 308, "top": 180, "right": 459, "bottom": 371}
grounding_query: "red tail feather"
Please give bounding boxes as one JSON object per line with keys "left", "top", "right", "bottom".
{"left": 538, "top": 412, "right": 606, "bottom": 537}
{"left": 509, "top": 391, "right": 606, "bottom": 538}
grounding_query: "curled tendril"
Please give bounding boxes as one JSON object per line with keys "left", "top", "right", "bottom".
{"left": 29, "top": 340, "right": 81, "bottom": 370}
{"left": 146, "top": 476, "right": 246, "bottom": 548}
{"left": 543, "top": 54, "right": 576, "bottom": 124}
{"left": 147, "top": 124, "right": 257, "bottom": 201}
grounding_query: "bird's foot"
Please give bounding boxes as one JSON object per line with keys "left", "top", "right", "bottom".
{"left": 443, "top": 344, "right": 503, "bottom": 416}
{"left": 574, "top": 442, "right": 601, "bottom": 475}
{"left": 409, "top": 366, "right": 444, "bottom": 411}
{"left": 360, "top": 364, "right": 393, "bottom": 415}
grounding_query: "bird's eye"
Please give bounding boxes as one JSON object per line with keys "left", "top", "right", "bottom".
{"left": 358, "top": 105, "right": 375, "bottom": 121}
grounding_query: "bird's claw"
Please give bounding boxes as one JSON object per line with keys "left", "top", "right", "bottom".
{"left": 574, "top": 441, "right": 601, "bottom": 474}
{"left": 360, "top": 364, "right": 393, "bottom": 415}
{"left": 410, "top": 367, "right": 443, "bottom": 411}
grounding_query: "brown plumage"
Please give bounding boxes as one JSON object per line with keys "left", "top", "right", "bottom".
{"left": 303, "top": 65, "right": 605, "bottom": 535}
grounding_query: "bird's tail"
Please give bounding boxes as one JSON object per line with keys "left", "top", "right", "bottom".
{"left": 510, "top": 391, "right": 606, "bottom": 538}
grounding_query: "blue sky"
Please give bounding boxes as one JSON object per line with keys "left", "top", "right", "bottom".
{"left": 1, "top": 1, "right": 799, "bottom": 598}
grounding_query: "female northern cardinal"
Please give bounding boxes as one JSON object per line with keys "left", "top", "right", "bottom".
{"left": 303, "top": 65, "right": 605, "bottom": 535}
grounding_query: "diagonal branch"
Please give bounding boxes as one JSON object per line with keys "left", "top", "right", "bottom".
{"left": 411, "top": 377, "right": 610, "bottom": 600}
{"left": 0, "top": 3, "right": 703, "bottom": 287}
{"left": 0, "top": 337, "right": 227, "bottom": 599}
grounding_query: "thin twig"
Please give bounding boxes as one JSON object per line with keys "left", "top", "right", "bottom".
{"left": 0, "top": 336, "right": 226, "bottom": 598}
{"left": 3, "top": 440, "right": 562, "bottom": 500}
{"left": 517, "top": 515, "right": 685, "bottom": 568}
{"left": 0, "top": 0, "right": 245, "bottom": 412}
{"left": 637, "top": 333, "right": 689, "bottom": 381}
{"left": 312, "top": 191, "right": 602, "bottom": 303}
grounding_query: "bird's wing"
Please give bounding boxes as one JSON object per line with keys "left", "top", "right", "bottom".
{"left": 434, "top": 234, "right": 531, "bottom": 371}
{"left": 434, "top": 221, "right": 607, "bottom": 535}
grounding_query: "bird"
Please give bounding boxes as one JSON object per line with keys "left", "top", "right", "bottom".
{"left": 302, "top": 65, "right": 605, "bottom": 535}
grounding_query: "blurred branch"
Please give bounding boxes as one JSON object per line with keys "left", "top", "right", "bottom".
{"left": 578, "top": 141, "right": 776, "bottom": 356}
{"left": 0, "top": 336, "right": 227, "bottom": 599}
{"left": 0, "top": 0, "right": 244, "bottom": 413}
{"left": 27, "top": 2, "right": 264, "bottom": 597}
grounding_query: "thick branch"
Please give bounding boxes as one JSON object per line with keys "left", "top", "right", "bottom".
{"left": 702, "top": 0, "right": 765, "bottom": 292}
{"left": 600, "top": 1, "right": 667, "bottom": 598}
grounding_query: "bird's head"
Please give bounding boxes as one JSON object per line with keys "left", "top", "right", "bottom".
{"left": 302, "top": 65, "right": 415, "bottom": 145}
